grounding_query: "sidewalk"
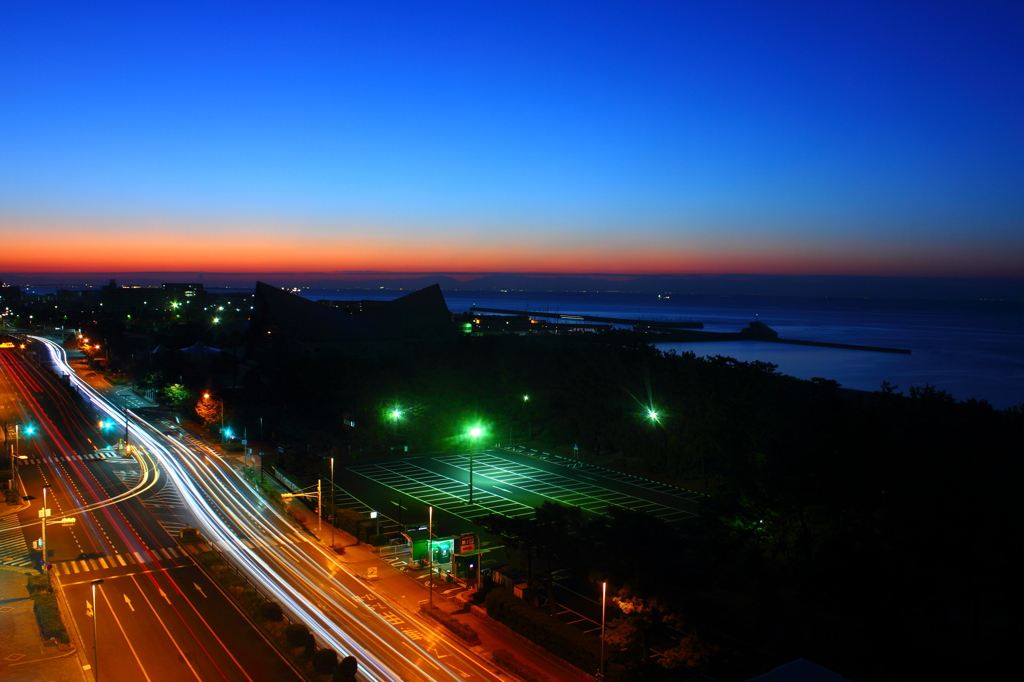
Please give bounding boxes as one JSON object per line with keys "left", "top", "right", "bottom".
{"left": 0, "top": 505, "right": 86, "bottom": 682}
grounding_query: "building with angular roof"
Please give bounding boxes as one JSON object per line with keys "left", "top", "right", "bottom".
{"left": 247, "top": 282, "right": 457, "bottom": 357}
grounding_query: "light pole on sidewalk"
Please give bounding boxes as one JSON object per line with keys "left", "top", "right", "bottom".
{"left": 40, "top": 484, "right": 50, "bottom": 567}
{"left": 330, "top": 456, "right": 335, "bottom": 551}
{"left": 600, "top": 581, "right": 607, "bottom": 680}
{"left": 428, "top": 505, "right": 434, "bottom": 607}
{"left": 91, "top": 579, "right": 104, "bottom": 681}
{"left": 203, "top": 393, "right": 225, "bottom": 443}
{"left": 468, "top": 427, "right": 482, "bottom": 504}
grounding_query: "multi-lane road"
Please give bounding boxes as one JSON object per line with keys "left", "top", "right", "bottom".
{"left": 0, "top": 341, "right": 302, "bottom": 682}
{"left": 8, "top": 336, "right": 510, "bottom": 682}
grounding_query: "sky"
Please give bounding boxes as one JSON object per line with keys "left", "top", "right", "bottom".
{"left": 1, "top": 1, "right": 1022, "bottom": 278}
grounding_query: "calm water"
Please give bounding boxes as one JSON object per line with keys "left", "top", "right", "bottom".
{"left": 311, "top": 289, "right": 1024, "bottom": 409}
{"left": 25, "top": 284, "right": 1020, "bottom": 409}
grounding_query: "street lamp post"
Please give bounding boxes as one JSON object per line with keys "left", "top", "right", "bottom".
{"left": 204, "top": 393, "right": 225, "bottom": 444}
{"left": 91, "top": 579, "right": 104, "bottom": 681}
{"left": 428, "top": 505, "right": 434, "bottom": 606}
{"left": 468, "top": 427, "right": 482, "bottom": 504}
{"left": 122, "top": 396, "right": 131, "bottom": 451}
{"left": 523, "top": 395, "right": 531, "bottom": 441}
{"left": 600, "top": 581, "right": 607, "bottom": 680}
{"left": 40, "top": 484, "right": 50, "bottom": 566}
{"left": 14, "top": 455, "right": 27, "bottom": 496}
{"left": 330, "top": 456, "right": 335, "bottom": 551}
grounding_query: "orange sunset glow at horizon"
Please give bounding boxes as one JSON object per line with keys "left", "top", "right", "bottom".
{"left": 5, "top": 218, "right": 1023, "bottom": 279}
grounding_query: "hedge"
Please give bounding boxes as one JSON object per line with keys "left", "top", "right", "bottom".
{"left": 485, "top": 587, "right": 599, "bottom": 673}
{"left": 33, "top": 593, "right": 70, "bottom": 644}
{"left": 419, "top": 604, "right": 479, "bottom": 643}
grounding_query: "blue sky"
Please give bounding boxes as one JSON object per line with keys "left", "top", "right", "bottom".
{"left": 2, "top": 1, "right": 1022, "bottom": 276}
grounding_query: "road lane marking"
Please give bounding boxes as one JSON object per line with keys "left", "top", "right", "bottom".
{"left": 129, "top": 575, "right": 203, "bottom": 681}
{"left": 99, "top": 587, "right": 151, "bottom": 681}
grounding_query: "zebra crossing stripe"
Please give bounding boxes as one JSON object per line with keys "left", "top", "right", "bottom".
{"left": 133, "top": 551, "right": 145, "bottom": 564}
{"left": 124, "top": 553, "right": 136, "bottom": 564}
{"left": 116, "top": 554, "right": 126, "bottom": 566}
{"left": 98, "top": 557, "right": 109, "bottom": 569}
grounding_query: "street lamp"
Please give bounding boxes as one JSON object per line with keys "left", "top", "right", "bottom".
{"left": 41, "top": 484, "right": 50, "bottom": 566}
{"left": 428, "top": 505, "right": 434, "bottom": 606}
{"left": 600, "top": 581, "right": 607, "bottom": 680}
{"left": 330, "top": 456, "right": 335, "bottom": 551}
{"left": 91, "top": 579, "right": 104, "bottom": 681}
{"left": 647, "top": 408, "right": 660, "bottom": 423}
{"left": 204, "top": 393, "right": 225, "bottom": 443}
{"left": 468, "top": 427, "right": 482, "bottom": 504}
{"left": 13, "top": 455, "right": 27, "bottom": 496}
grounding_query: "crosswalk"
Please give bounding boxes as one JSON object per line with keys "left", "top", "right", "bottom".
{"left": 20, "top": 450, "right": 130, "bottom": 466}
{"left": 0, "top": 514, "right": 32, "bottom": 567}
{"left": 140, "top": 484, "right": 190, "bottom": 536}
{"left": 50, "top": 545, "right": 189, "bottom": 576}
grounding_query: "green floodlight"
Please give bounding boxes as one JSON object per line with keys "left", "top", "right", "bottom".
{"left": 647, "top": 409, "right": 660, "bottom": 422}
{"left": 469, "top": 427, "right": 483, "bottom": 438}
{"left": 391, "top": 408, "right": 402, "bottom": 420}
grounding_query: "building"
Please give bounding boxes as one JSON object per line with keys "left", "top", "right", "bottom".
{"left": 247, "top": 282, "right": 458, "bottom": 357}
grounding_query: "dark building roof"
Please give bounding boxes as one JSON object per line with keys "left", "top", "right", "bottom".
{"left": 249, "top": 282, "right": 456, "bottom": 355}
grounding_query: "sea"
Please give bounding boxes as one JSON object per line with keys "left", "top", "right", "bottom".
{"left": 17, "top": 284, "right": 1023, "bottom": 409}
{"left": 308, "top": 289, "right": 1024, "bottom": 410}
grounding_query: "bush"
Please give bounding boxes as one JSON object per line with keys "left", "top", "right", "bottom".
{"left": 257, "top": 601, "right": 283, "bottom": 622}
{"left": 486, "top": 587, "right": 598, "bottom": 673}
{"left": 333, "top": 656, "right": 358, "bottom": 682}
{"left": 33, "top": 593, "right": 69, "bottom": 644}
{"left": 493, "top": 649, "right": 548, "bottom": 682}
{"left": 26, "top": 572, "right": 52, "bottom": 596}
{"left": 419, "top": 604, "right": 479, "bottom": 643}
{"left": 312, "top": 648, "right": 339, "bottom": 675}
{"left": 285, "top": 623, "right": 311, "bottom": 648}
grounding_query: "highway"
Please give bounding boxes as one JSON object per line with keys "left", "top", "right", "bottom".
{"left": 0, "top": 343, "right": 302, "bottom": 682}
{"left": 28, "top": 336, "right": 506, "bottom": 682}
